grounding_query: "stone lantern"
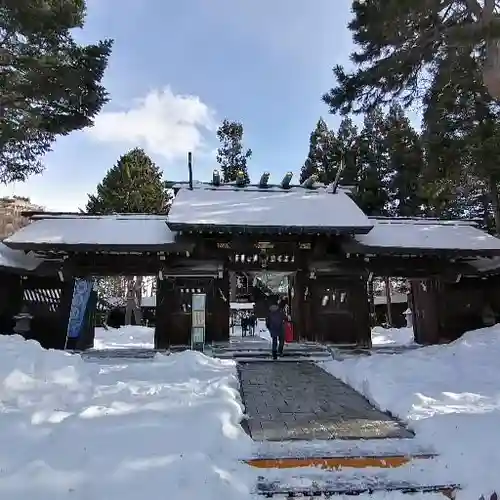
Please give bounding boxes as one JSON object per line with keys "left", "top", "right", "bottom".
{"left": 13, "top": 306, "right": 33, "bottom": 337}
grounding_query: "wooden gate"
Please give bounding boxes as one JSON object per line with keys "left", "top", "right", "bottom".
{"left": 311, "top": 276, "right": 370, "bottom": 346}
{"left": 156, "top": 276, "right": 216, "bottom": 347}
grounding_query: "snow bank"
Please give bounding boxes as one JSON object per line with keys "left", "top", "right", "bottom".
{"left": 322, "top": 325, "right": 500, "bottom": 498}
{"left": 93, "top": 325, "right": 154, "bottom": 349}
{"left": 0, "top": 333, "right": 254, "bottom": 500}
{"left": 371, "top": 326, "right": 414, "bottom": 346}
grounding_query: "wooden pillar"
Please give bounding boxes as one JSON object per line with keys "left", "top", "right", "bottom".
{"left": 410, "top": 278, "right": 441, "bottom": 344}
{"left": 367, "top": 275, "right": 376, "bottom": 327}
{"left": 154, "top": 276, "right": 172, "bottom": 349}
{"left": 209, "top": 269, "right": 229, "bottom": 343}
{"left": 352, "top": 276, "right": 371, "bottom": 347}
{"left": 292, "top": 269, "right": 311, "bottom": 341}
{"left": 57, "top": 278, "right": 75, "bottom": 350}
{"left": 0, "top": 273, "right": 23, "bottom": 335}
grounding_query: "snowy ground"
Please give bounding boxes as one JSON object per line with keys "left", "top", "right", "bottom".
{"left": 321, "top": 324, "right": 500, "bottom": 498}
{"left": 93, "top": 325, "right": 154, "bottom": 349}
{"left": 371, "top": 326, "right": 414, "bottom": 346}
{"left": 2, "top": 323, "right": 499, "bottom": 498}
{"left": 0, "top": 331, "right": 255, "bottom": 500}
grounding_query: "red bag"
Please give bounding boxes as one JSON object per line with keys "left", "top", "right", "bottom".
{"left": 285, "top": 321, "right": 294, "bottom": 343}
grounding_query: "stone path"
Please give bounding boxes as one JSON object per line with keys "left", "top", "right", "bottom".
{"left": 239, "top": 361, "right": 413, "bottom": 441}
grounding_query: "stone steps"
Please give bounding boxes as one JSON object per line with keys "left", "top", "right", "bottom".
{"left": 255, "top": 474, "right": 459, "bottom": 497}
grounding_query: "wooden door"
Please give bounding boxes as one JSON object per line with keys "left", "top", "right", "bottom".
{"left": 311, "top": 276, "right": 370, "bottom": 345}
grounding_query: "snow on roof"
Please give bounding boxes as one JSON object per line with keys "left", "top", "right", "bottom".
{"left": 0, "top": 242, "right": 40, "bottom": 271}
{"left": 350, "top": 219, "right": 500, "bottom": 255}
{"left": 167, "top": 186, "right": 372, "bottom": 233}
{"left": 4, "top": 215, "right": 180, "bottom": 251}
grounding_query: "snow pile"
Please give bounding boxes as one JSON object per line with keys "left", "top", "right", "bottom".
{"left": 93, "top": 325, "right": 154, "bottom": 349}
{"left": 371, "top": 326, "right": 414, "bottom": 346}
{"left": 0, "top": 334, "right": 254, "bottom": 500}
{"left": 322, "top": 325, "right": 500, "bottom": 497}
{"left": 256, "top": 319, "right": 271, "bottom": 342}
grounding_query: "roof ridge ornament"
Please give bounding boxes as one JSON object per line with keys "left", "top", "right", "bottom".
{"left": 280, "top": 172, "right": 293, "bottom": 189}
{"left": 301, "top": 174, "right": 318, "bottom": 189}
{"left": 259, "top": 172, "right": 270, "bottom": 188}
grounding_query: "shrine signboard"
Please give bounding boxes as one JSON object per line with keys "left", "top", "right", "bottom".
{"left": 191, "top": 293, "right": 206, "bottom": 351}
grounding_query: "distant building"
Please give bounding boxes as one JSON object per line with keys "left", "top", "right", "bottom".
{"left": 0, "top": 197, "right": 44, "bottom": 239}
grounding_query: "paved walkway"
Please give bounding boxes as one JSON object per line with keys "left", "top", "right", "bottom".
{"left": 238, "top": 361, "right": 413, "bottom": 441}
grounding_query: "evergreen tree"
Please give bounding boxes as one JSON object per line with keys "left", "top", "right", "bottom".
{"left": 322, "top": 1, "right": 500, "bottom": 232}
{"left": 322, "top": 0, "right": 500, "bottom": 114}
{"left": 422, "top": 52, "right": 500, "bottom": 230}
{"left": 384, "top": 103, "right": 424, "bottom": 217}
{"left": 86, "top": 148, "right": 171, "bottom": 214}
{"left": 216, "top": 120, "right": 252, "bottom": 184}
{"left": 300, "top": 118, "right": 336, "bottom": 184}
{"left": 0, "top": 0, "right": 112, "bottom": 182}
{"left": 355, "top": 108, "right": 389, "bottom": 216}
{"left": 333, "top": 117, "right": 360, "bottom": 186}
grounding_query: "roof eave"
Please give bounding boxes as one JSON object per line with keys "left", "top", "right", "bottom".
{"left": 341, "top": 242, "right": 500, "bottom": 258}
{"left": 2, "top": 241, "right": 195, "bottom": 253}
{"left": 166, "top": 222, "right": 374, "bottom": 235}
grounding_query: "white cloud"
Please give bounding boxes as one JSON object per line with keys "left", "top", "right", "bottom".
{"left": 87, "top": 87, "right": 216, "bottom": 160}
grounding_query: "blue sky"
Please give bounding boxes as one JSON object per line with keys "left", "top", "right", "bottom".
{"left": 0, "top": 0, "right": 356, "bottom": 211}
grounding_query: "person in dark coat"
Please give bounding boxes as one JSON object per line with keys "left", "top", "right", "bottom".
{"left": 266, "top": 302, "right": 286, "bottom": 360}
{"left": 249, "top": 313, "right": 256, "bottom": 336}
{"left": 241, "top": 314, "right": 248, "bottom": 337}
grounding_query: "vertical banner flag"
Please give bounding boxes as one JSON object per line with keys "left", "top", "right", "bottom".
{"left": 66, "top": 279, "right": 93, "bottom": 340}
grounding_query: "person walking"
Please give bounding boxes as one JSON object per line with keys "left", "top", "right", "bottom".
{"left": 241, "top": 313, "right": 248, "bottom": 337}
{"left": 265, "top": 302, "right": 286, "bottom": 360}
{"left": 249, "top": 312, "right": 256, "bottom": 336}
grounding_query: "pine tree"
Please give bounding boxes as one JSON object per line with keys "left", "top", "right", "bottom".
{"left": 333, "top": 117, "right": 360, "bottom": 187}
{"left": 384, "top": 104, "right": 424, "bottom": 217}
{"left": 355, "top": 108, "right": 389, "bottom": 216}
{"left": 300, "top": 118, "right": 336, "bottom": 184}
{"left": 216, "top": 120, "right": 252, "bottom": 184}
{"left": 0, "top": 0, "right": 112, "bottom": 182}
{"left": 321, "top": 1, "right": 500, "bottom": 232}
{"left": 422, "top": 52, "right": 500, "bottom": 231}
{"left": 86, "top": 148, "right": 171, "bottom": 214}
{"left": 322, "top": 0, "right": 500, "bottom": 114}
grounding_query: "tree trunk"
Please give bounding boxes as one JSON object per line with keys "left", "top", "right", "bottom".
{"left": 384, "top": 277, "right": 393, "bottom": 327}
{"left": 488, "top": 175, "right": 500, "bottom": 235}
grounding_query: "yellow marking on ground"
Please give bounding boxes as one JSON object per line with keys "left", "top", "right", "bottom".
{"left": 245, "top": 454, "right": 436, "bottom": 470}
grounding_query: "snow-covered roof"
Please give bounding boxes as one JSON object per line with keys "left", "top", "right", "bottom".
{"left": 167, "top": 186, "right": 372, "bottom": 234}
{"left": 346, "top": 219, "right": 500, "bottom": 256}
{"left": 4, "top": 215, "right": 188, "bottom": 252}
{"left": 0, "top": 242, "right": 40, "bottom": 271}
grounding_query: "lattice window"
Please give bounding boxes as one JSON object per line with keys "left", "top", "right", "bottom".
{"left": 23, "top": 288, "right": 61, "bottom": 314}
